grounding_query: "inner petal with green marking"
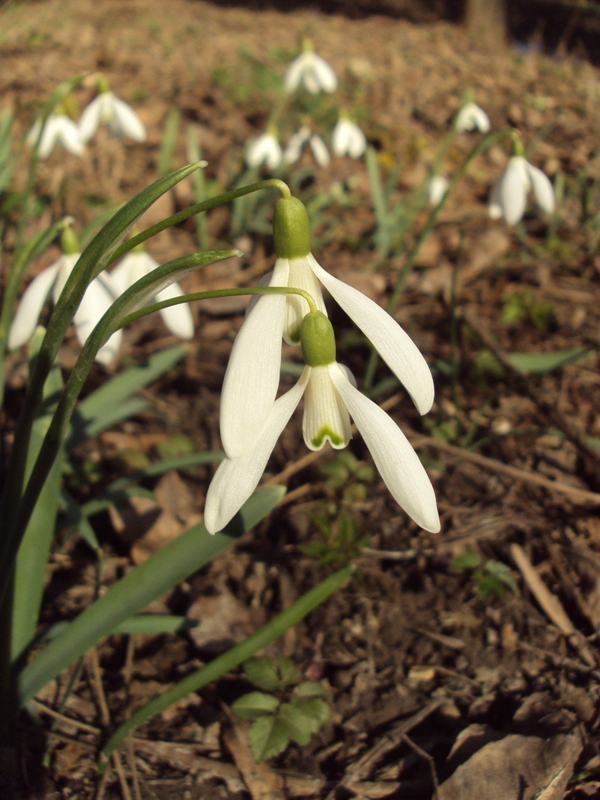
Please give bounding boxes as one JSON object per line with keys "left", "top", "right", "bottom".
{"left": 302, "top": 365, "right": 351, "bottom": 451}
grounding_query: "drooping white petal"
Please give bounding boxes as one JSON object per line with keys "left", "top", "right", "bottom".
{"left": 311, "top": 54, "right": 338, "bottom": 92}
{"left": 110, "top": 96, "right": 147, "bottom": 142}
{"left": 74, "top": 271, "right": 122, "bottom": 364}
{"left": 303, "top": 364, "right": 351, "bottom": 450}
{"left": 284, "top": 256, "right": 327, "bottom": 345}
{"left": 154, "top": 281, "right": 194, "bottom": 339}
{"left": 57, "top": 117, "right": 85, "bottom": 157}
{"left": 455, "top": 102, "right": 490, "bottom": 134}
{"left": 488, "top": 177, "right": 503, "bottom": 220}
{"left": 309, "top": 134, "right": 330, "bottom": 167}
{"left": 205, "top": 369, "right": 309, "bottom": 533}
{"left": 52, "top": 254, "right": 81, "bottom": 304}
{"left": 283, "top": 127, "right": 310, "bottom": 165}
{"left": 498, "top": 156, "right": 528, "bottom": 225}
{"left": 307, "top": 254, "right": 434, "bottom": 414}
{"left": 284, "top": 55, "right": 307, "bottom": 93}
{"left": 79, "top": 96, "right": 104, "bottom": 142}
{"left": 332, "top": 120, "right": 366, "bottom": 159}
{"left": 525, "top": 161, "right": 555, "bottom": 215}
{"left": 330, "top": 364, "right": 440, "bottom": 533}
{"left": 8, "top": 262, "right": 62, "bottom": 349}
{"left": 428, "top": 175, "right": 449, "bottom": 206}
{"left": 220, "top": 259, "right": 289, "bottom": 459}
{"left": 247, "top": 134, "right": 282, "bottom": 170}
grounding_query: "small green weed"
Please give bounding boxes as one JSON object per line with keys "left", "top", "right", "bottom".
{"left": 451, "top": 548, "right": 517, "bottom": 600}
{"left": 232, "top": 656, "right": 331, "bottom": 762}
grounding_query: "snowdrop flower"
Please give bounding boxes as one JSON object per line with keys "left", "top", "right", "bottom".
{"left": 284, "top": 126, "right": 330, "bottom": 167}
{"left": 79, "top": 80, "right": 146, "bottom": 143}
{"left": 332, "top": 117, "right": 367, "bottom": 159}
{"left": 284, "top": 43, "right": 337, "bottom": 94}
{"left": 110, "top": 248, "right": 194, "bottom": 339}
{"left": 204, "top": 309, "right": 439, "bottom": 535}
{"left": 219, "top": 196, "right": 434, "bottom": 468}
{"left": 428, "top": 175, "right": 449, "bottom": 206}
{"left": 246, "top": 129, "right": 282, "bottom": 170}
{"left": 488, "top": 155, "right": 555, "bottom": 225}
{"left": 27, "top": 112, "right": 85, "bottom": 159}
{"left": 455, "top": 101, "right": 490, "bottom": 134}
{"left": 8, "top": 228, "right": 121, "bottom": 365}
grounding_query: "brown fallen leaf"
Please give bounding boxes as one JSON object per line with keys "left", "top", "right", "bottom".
{"left": 223, "top": 718, "right": 285, "bottom": 800}
{"left": 438, "top": 730, "right": 583, "bottom": 800}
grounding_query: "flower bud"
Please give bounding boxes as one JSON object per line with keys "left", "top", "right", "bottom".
{"left": 300, "top": 310, "right": 336, "bottom": 367}
{"left": 273, "top": 197, "right": 311, "bottom": 259}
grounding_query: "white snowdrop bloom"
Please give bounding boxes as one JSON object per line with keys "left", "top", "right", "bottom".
{"left": 110, "top": 250, "right": 194, "bottom": 340}
{"left": 284, "top": 50, "right": 337, "bottom": 94}
{"left": 488, "top": 155, "right": 555, "bottom": 225}
{"left": 455, "top": 102, "right": 490, "bottom": 134}
{"left": 428, "top": 175, "right": 449, "bottom": 206}
{"left": 204, "top": 310, "right": 439, "bottom": 535}
{"left": 332, "top": 118, "right": 366, "bottom": 159}
{"left": 8, "top": 253, "right": 121, "bottom": 365}
{"left": 284, "top": 127, "right": 330, "bottom": 167}
{"left": 246, "top": 131, "right": 283, "bottom": 170}
{"left": 219, "top": 197, "right": 434, "bottom": 463}
{"left": 79, "top": 91, "right": 146, "bottom": 143}
{"left": 27, "top": 113, "right": 85, "bottom": 159}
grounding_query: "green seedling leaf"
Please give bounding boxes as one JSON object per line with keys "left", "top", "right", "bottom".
{"left": 244, "top": 655, "right": 300, "bottom": 691}
{"left": 232, "top": 692, "right": 280, "bottom": 719}
{"left": 507, "top": 347, "right": 593, "bottom": 375}
{"left": 299, "top": 697, "right": 331, "bottom": 727}
{"left": 248, "top": 715, "right": 289, "bottom": 762}
{"left": 294, "top": 682, "right": 329, "bottom": 700}
{"left": 483, "top": 560, "right": 518, "bottom": 596}
{"left": 278, "top": 702, "right": 318, "bottom": 745}
{"left": 451, "top": 548, "right": 482, "bottom": 571}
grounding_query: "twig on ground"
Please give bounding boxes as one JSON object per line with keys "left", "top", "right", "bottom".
{"left": 510, "top": 543, "right": 597, "bottom": 667}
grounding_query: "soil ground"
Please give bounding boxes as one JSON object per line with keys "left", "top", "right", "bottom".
{"left": 2, "top": 1, "right": 600, "bottom": 798}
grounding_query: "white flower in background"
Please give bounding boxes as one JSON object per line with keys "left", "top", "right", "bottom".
{"left": 284, "top": 45, "right": 337, "bottom": 94}
{"left": 219, "top": 197, "right": 434, "bottom": 464}
{"left": 79, "top": 89, "right": 146, "bottom": 143}
{"left": 488, "top": 155, "right": 555, "bottom": 225}
{"left": 428, "top": 175, "right": 449, "bottom": 206}
{"left": 26, "top": 113, "right": 85, "bottom": 159}
{"left": 455, "top": 101, "right": 490, "bottom": 134}
{"left": 110, "top": 249, "right": 194, "bottom": 340}
{"left": 8, "top": 253, "right": 121, "bottom": 365}
{"left": 284, "top": 126, "right": 330, "bottom": 167}
{"left": 246, "top": 129, "right": 282, "bottom": 170}
{"left": 332, "top": 117, "right": 367, "bottom": 159}
{"left": 204, "top": 310, "right": 439, "bottom": 535}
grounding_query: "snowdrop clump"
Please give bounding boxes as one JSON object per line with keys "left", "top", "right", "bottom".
{"left": 489, "top": 154, "right": 555, "bottom": 225}
{"left": 79, "top": 86, "right": 146, "bottom": 143}
{"left": 246, "top": 130, "right": 283, "bottom": 170}
{"left": 204, "top": 197, "right": 440, "bottom": 535}
{"left": 455, "top": 101, "right": 491, "bottom": 134}
{"left": 332, "top": 117, "right": 367, "bottom": 159}
{"left": 284, "top": 45, "right": 337, "bottom": 95}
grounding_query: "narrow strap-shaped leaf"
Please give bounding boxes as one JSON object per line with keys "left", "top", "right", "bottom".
{"left": 18, "top": 486, "right": 285, "bottom": 704}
